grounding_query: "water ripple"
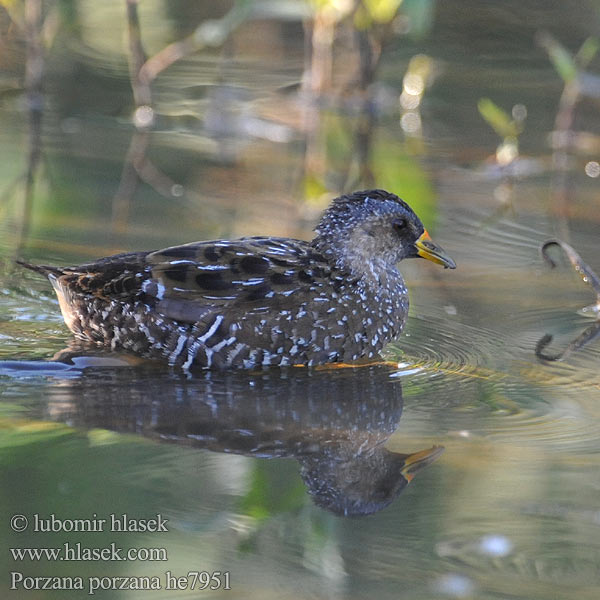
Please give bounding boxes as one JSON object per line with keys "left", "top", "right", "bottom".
{"left": 389, "top": 313, "right": 509, "bottom": 381}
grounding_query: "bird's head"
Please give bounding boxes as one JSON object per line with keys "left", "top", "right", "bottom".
{"left": 313, "top": 189, "right": 456, "bottom": 273}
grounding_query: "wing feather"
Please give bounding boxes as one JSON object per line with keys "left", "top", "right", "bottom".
{"left": 144, "top": 237, "right": 332, "bottom": 324}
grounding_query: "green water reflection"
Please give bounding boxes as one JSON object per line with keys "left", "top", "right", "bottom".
{"left": 1, "top": 0, "right": 600, "bottom": 599}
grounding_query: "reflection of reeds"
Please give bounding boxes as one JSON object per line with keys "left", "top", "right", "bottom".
{"left": 6, "top": 0, "right": 60, "bottom": 256}
{"left": 301, "top": 4, "right": 389, "bottom": 195}
{"left": 113, "top": 0, "right": 251, "bottom": 233}
{"left": 17, "top": 0, "right": 45, "bottom": 254}
{"left": 113, "top": 0, "right": 167, "bottom": 232}
{"left": 537, "top": 32, "right": 600, "bottom": 242}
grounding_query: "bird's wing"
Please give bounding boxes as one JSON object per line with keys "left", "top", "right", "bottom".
{"left": 144, "top": 237, "right": 335, "bottom": 324}
{"left": 26, "top": 252, "right": 153, "bottom": 300}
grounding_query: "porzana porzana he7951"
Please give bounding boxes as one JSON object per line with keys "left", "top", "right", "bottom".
{"left": 19, "top": 189, "right": 456, "bottom": 370}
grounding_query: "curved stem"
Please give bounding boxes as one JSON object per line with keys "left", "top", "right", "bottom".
{"left": 541, "top": 239, "right": 600, "bottom": 298}
{"left": 536, "top": 322, "right": 600, "bottom": 361}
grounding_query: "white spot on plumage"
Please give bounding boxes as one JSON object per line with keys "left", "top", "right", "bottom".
{"left": 227, "top": 342, "right": 245, "bottom": 364}
{"left": 198, "top": 315, "right": 224, "bottom": 343}
{"left": 241, "top": 278, "right": 265, "bottom": 286}
{"left": 142, "top": 279, "right": 166, "bottom": 300}
{"left": 139, "top": 323, "right": 155, "bottom": 344}
{"left": 169, "top": 334, "right": 187, "bottom": 365}
{"left": 182, "top": 341, "right": 201, "bottom": 371}
{"left": 204, "top": 347, "right": 213, "bottom": 368}
{"left": 210, "top": 337, "right": 235, "bottom": 353}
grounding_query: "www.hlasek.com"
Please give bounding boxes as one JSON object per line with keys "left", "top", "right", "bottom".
{"left": 9, "top": 513, "right": 231, "bottom": 594}
{"left": 11, "top": 541, "right": 167, "bottom": 561}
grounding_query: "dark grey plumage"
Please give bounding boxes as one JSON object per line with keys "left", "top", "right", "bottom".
{"left": 18, "top": 189, "right": 455, "bottom": 370}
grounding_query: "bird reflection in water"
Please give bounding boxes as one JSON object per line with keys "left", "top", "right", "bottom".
{"left": 33, "top": 359, "right": 443, "bottom": 517}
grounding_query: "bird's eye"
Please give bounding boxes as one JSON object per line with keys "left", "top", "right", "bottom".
{"left": 393, "top": 219, "right": 407, "bottom": 232}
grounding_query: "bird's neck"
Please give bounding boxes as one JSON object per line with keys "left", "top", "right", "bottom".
{"left": 311, "top": 233, "right": 399, "bottom": 285}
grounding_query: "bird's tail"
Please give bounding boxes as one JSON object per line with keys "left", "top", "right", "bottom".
{"left": 16, "top": 259, "right": 64, "bottom": 278}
